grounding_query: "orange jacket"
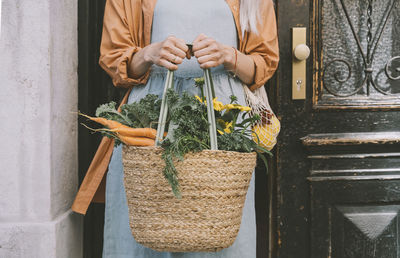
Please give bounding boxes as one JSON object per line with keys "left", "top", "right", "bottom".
{"left": 72, "top": 0, "right": 279, "bottom": 215}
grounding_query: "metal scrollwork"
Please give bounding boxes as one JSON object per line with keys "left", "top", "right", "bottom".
{"left": 324, "top": 59, "right": 352, "bottom": 83}
{"left": 322, "top": 0, "right": 398, "bottom": 97}
{"left": 322, "top": 59, "right": 364, "bottom": 97}
{"left": 385, "top": 56, "right": 400, "bottom": 81}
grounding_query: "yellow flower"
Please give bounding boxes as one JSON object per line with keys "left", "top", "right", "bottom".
{"left": 222, "top": 103, "right": 251, "bottom": 112}
{"left": 239, "top": 106, "right": 252, "bottom": 112}
{"left": 223, "top": 104, "right": 235, "bottom": 110}
{"left": 196, "top": 96, "right": 224, "bottom": 112}
{"left": 212, "top": 98, "right": 224, "bottom": 111}
{"left": 217, "top": 120, "right": 232, "bottom": 134}
{"left": 223, "top": 121, "right": 233, "bottom": 133}
{"left": 195, "top": 95, "right": 204, "bottom": 103}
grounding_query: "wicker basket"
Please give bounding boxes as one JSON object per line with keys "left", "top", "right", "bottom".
{"left": 122, "top": 145, "right": 257, "bottom": 252}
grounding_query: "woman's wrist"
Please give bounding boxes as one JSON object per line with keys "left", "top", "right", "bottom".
{"left": 221, "top": 45, "right": 255, "bottom": 85}
{"left": 143, "top": 43, "right": 159, "bottom": 65}
{"left": 222, "top": 45, "right": 236, "bottom": 72}
{"left": 128, "top": 44, "right": 156, "bottom": 79}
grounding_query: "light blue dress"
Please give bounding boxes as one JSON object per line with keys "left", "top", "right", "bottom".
{"left": 102, "top": 1, "right": 256, "bottom": 257}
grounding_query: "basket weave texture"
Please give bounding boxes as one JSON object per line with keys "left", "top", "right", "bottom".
{"left": 122, "top": 145, "right": 257, "bottom": 252}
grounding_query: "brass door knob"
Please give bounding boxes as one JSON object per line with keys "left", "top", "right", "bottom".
{"left": 293, "top": 44, "right": 310, "bottom": 61}
{"left": 292, "top": 28, "right": 307, "bottom": 100}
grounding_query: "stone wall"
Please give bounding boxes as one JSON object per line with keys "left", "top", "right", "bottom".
{"left": 0, "top": 0, "right": 82, "bottom": 257}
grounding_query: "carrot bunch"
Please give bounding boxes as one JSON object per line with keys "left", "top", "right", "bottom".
{"left": 79, "top": 113, "right": 156, "bottom": 146}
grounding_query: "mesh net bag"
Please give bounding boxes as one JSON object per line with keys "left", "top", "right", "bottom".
{"left": 244, "top": 85, "right": 280, "bottom": 151}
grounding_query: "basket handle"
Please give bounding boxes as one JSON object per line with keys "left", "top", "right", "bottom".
{"left": 155, "top": 68, "right": 218, "bottom": 150}
{"left": 155, "top": 70, "right": 174, "bottom": 146}
{"left": 203, "top": 69, "right": 218, "bottom": 150}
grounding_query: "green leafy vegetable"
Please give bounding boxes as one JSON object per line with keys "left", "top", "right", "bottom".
{"left": 94, "top": 94, "right": 162, "bottom": 142}
{"left": 121, "top": 94, "right": 162, "bottom": 129}
{"left": 161, "top": 89, "right": 210, "bottom": 197}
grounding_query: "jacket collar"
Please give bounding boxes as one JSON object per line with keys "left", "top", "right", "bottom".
{"left": 142, "top": 0, "right": 241, "bottom": 46}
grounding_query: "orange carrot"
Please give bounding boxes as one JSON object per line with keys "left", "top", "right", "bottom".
{"left": 119, "top": 135, "right": 155, "bottom": 146}
{"left": 79, "top": 112, "right": 158, "bottom": 139}
{"left": 109, "top": 127, "right": 157, "bottom": 139}
{"left": 79, "top": 112, "right": 129, "bottom": 129}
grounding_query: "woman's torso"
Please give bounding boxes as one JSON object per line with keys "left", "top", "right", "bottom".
{"left": 127, "top": 0, "right": 246, "bottom": 107}
{"left": 150, "top": 0, "right": 237, "bottom": 77}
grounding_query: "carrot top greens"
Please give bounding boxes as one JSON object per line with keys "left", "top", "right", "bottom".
{"left": 95, "top": 94, "right": 162, "bottom": 129}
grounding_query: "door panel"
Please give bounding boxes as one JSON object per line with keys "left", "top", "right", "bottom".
{"left": 303, "top": 132, "right": 400, "bottom": 257}
{"left": 276, "top": 0, "right": 400, "bottom": 257}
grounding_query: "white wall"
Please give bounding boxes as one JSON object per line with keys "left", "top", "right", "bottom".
{"left": 0, "top": 0, "right": 2, "bottom": 38}
{"left": 0, "top": 0, "right": 82, "bottom": 257}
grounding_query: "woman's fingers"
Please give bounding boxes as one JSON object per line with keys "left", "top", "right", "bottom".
{"left": 173, "top": 38, "right": 189, "bottom": 55}
{"left": 199, "top": 61, "right": 219, "bottom": 69}
{"left": 153, "top": 36, "right": 189, "bottom": 70}
{"left": 168, "top": 47, "right": 186, "bottom": 60}
{"left": 153, "top": 34, "right": 227, "bottom": 70}
{"left": 158, "top": 59, "right": 178, "bottom": 71}
{"left": 160, "top": 51, "right": 183, "bottom": 64}
{"left": 194, "top": 45, "right": 219, "bottom": 59}
{"left": 193, "top": 33, "right": 208, "bottom": 46}
{"left": 197, "top": 53, "right": 222, "bottom": 64}
{"left": 193, "top": 38, "right": 215, "bottom": 53}
{"left": 192, "top": 34, "right": 226, "bottom": 68}
{"left": 161, "top": 38, "right": 187, "bottom": 59}
{"left": 197, "top": 53, "right": 223, "bottom": 69}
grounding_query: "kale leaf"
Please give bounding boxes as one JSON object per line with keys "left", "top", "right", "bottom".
{"left": 121, "top": 94, "right": 162, "bottom": 129}
{"left": 161, "top": 89, "right": 210, "bottom": 197}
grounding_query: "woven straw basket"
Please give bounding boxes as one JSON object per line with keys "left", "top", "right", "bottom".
{"left": 122, "top": 145, "right": 257, "bottom": 252}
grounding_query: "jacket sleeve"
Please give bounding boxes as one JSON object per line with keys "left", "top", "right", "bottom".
{"left": 99, "top": 0, "right": 150, "bottom": 88}
{"left": 243, "top": 0, "right": 279, "bottom": 91}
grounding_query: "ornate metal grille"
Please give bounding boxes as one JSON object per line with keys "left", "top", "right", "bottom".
{"left": 314, "top": 0, "right": 400, "bottom": 108}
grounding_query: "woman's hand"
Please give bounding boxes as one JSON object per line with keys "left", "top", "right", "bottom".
{"left": 144, "top": 36, "right": 189, "bottom": 71}
{"left": 129, "top": 36, "right": 189, "bottom": 79}
{"left": 192, "top": 34, "right": 234, "bottom": 69}
{"left": 192, "top": 33, "right": 256, "bottom": 85}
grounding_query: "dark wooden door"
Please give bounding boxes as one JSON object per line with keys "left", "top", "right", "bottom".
{"left": 274, "top": 0, "right": 400, "bottom": 257}
{"left": 78, "top": 1, "right": 125, "bottom": 257}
